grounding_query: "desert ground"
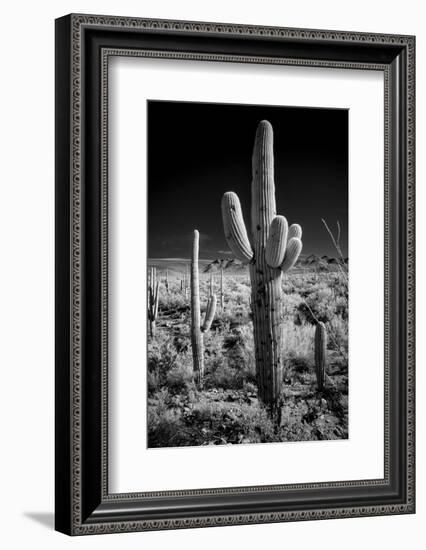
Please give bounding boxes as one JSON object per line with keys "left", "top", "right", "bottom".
{"left": 147, "top": 256, "right": 348, "bottom": 448}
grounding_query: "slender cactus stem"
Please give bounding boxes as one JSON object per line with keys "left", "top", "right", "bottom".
{"left": 220, "top": 267, "right": 224, "bottom": 310}
{"left": 315, "top": 322, "right": 327, "bottom": 391}
{"left": 190, "top": 231, "right": 216, "bottom": 388}
{"left": 321, "top": 218, "right": 348, "bottom": 284}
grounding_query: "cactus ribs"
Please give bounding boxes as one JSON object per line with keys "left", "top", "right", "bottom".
{"left": 222, "top": 121, "right": 303, "bottom": 416}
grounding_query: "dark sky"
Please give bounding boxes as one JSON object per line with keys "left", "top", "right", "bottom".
{"left": 148, "top": 100, "right": 348, "bottom": 259}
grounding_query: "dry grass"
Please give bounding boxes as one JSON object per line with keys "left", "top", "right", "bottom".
{"left": 147, "top": 266, "right": 348, "bottom": 447}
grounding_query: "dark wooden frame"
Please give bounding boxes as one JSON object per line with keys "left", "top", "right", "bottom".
{"left": 55, "top": 13, "right": 415, "bottom": 535}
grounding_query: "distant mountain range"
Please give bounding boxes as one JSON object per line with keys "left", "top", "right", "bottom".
{"left": 148, "top": 254, "right": 348, "bottom": 275}
{"left": 298, "top": 254, "right": 348, "bottom": 270}
{"left": 202, "top": 254, "right": 348, "bottom": 273}
{"left": 203, "top": 258, "right": 240, "bottom": 272}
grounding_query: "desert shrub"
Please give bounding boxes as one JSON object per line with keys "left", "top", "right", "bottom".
{"left": 148, "top": 407, "right": 185, "bottom": 447}
{"left": 147, "top": 332, "right": 189, "bottom": 394}
{"left": 203, "top": 323, "right": 257, "bottom": 390}
{"left": 204, "top": 327, "right": 225, "bottom": 357}
{"left": 188, "top": 396, "right": 275, "bottom": 444}
{"left": 328, "top": 315, "right": 348, "bottom": 358}
{"left": 148, "top": 388, "right": 195, "bottom": 447}
{"left": 281, "top": 292, "right": 304, "bottom": 318}
{"left": 214, "top": 306, "right": 250, "bottom": 329}
{"left": 227, "top": 324, "right": 257, "bottom": 385}
{"left": 203, "top": 328, "right": 228, "bottom": 387}
{"left": 228, "top": 280, "right": 251, "bottom": 303}
{"left": 147, "top": 387, "right": 171, "bottom": 419}
{"left": 242, "top": 381, "right": 258, "bottom": 394}
{"left": 166, "top": 354, "right": 193, "bottom": 392}
{"left": 335, "top": 296, "right": 348, "bottom": 319}
{"left": 173, "top": 334, "right": 190, "bottom": 353}
{"left": 237, "top": 403, "right": 275, "bottom": 442}
{"left": 204, "top": 359, "right": 238, "bottom": 390}
{"left": 219, "top": 279, "right": 251, "bottom": 320}
{"left": 282, "top": 281, "right": 295, "bottom": 294}
{"left": 281, "top": 321, "right": 315, "bottom": 381}
{"left": 147, "top": 368, "right": 161, "bottom": 394}
{"left": 290, "top": 355, "right": 311, "bottom": 373}
{"left": 297, "top": 291, "right": 345, "bottom": 325}
{"left": 149, "top": 332, "right": 177, "bottom": 368}
{"left": 210, "top": 315, "right": 232, "bottom": 334}
{"left": 305, "top": 290, "right": 336, "bottom": 323}
{"left": 283, "top": 322, "right": 315, "bottom": 360}
{"left": 321, "top": 387, "right": 346, "bottom": 419}
{"left": 190, "top": 395, "right": 228, "bottom": 423}
{"left": 158, "top": 289, "right": 189, "bottom": 314}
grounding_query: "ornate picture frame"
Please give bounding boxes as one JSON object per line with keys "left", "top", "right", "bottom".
{"left": 55, "top": 14, "right": 415, "bottom": 535}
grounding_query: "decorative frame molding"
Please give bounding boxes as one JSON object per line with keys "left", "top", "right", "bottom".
{"left": 55, "top": 14, "right": 415, "bottom": 535}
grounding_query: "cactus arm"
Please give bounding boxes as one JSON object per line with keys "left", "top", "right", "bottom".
{"left": 265, "top": 215, "right": 288, "bottom": 268}
{"left": 221, "top": 192, "right": 254, "bottom": 263}
{"left": 202, "top": 294, "right": 217, "bottom": 332}
{"left": 281, "top": 237, "right": 303, "bottom": 272}
{"left": 288, "top": 223, "right": 302, "bottom": 241}
{"left": 315, "top": 322, "right": 327, "bottom": 391}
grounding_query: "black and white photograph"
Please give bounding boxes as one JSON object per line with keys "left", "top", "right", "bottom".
{"left": 147, "top": 100, "right": 349, "bottom": 448}
{"left": 0, "top": 0, "right": 419, "bottom": 545}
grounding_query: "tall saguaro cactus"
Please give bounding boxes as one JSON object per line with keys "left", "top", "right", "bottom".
{"left": 315, "top": 322, "right": 327, "bottom": 391}
{"left": 222, "top": 120, "right": 303, "bottom": 413}
{"left": 191, "top": 230, "right": 217, "bottom": 388}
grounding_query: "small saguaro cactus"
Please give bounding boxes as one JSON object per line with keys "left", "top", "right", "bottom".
{"left": 184, "top": 264, "right": 190, "bottom": 298}
{"left": 148, "top": 267, "right": 160, "bottom": 337}
{"left": 181, "top": 267, "right": 186, "bottom": 294}
{"left": 221, "top": 120, "right": 303, "bottom": 414}
{"left": 220, "top": 266, "right": 224, "bottom": 310}
{"left": 164, "top": 268, "right": 169, "bottom": 293}
{"left": 191, "top": 230, "right": 217, "bottom": 388}
{"left": 315, "top": 322, "right": 327, "bottom": 391}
